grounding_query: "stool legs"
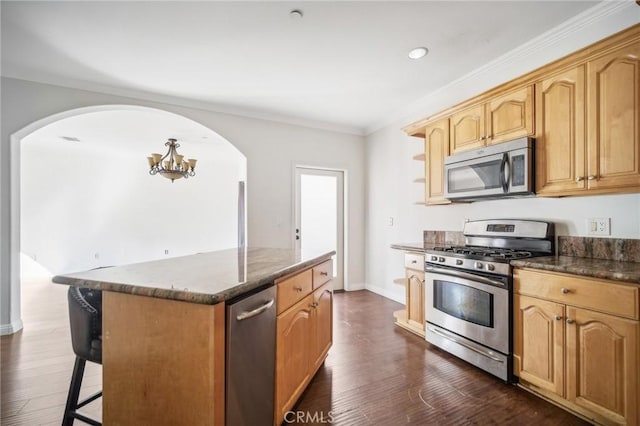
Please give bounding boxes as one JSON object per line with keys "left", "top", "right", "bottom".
{"left": 62, "top": 357, "right": 102, "bottom": 426}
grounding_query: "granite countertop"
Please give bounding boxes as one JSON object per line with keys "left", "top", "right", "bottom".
{"left": 390, "top": 243, "right": 427, "bottom": 253}
{"left": 511, "top": 256, "right": 640, "bottom": 285}
{"left": 52, "top": 247, "right": 335, "bottom": 305}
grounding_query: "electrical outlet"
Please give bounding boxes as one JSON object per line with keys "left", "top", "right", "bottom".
{"left": 164, "top": 249, "right": 169, "bottom": 255}
{"left": 388, "top": 217, "right": 394, "bottom": 226}
{"left": 586, "top": 217, "right": 610, "bottom": 236}
{"left": 94, "top": 253, "right": 99, "bottom": 259}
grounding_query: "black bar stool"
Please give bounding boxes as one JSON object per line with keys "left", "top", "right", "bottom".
{"left": 63, "top": 287, "right": 103, "bottom": 426}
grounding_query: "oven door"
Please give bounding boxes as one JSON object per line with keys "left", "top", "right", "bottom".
{"left": 425, "top": 265, "right": 509, "bottom": 354}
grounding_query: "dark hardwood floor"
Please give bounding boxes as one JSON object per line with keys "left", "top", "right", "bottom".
{"left": 1, "top": 276, "right": 587, "bottom": 425}
{"left": 295, "top": 290, "right": 587, "bottom": 426}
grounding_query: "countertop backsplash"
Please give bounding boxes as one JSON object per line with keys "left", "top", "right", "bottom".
{"left": 423, "top": 230, "right": 465, "bottom": 247}
{"left": 558, "top": 236, "right": 640, "bottom": 263}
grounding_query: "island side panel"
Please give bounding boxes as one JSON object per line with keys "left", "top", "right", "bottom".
{"left": 103, "top": 291, "right": 225, "bottom": 425}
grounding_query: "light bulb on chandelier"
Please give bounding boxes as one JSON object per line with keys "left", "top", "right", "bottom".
{"left": 147, "top": 138, "right": 197, "bottom": 182}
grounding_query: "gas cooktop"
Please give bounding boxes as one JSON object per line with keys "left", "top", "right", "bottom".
{"left": 430, "top": 246, "right": 536, "bottom": 262}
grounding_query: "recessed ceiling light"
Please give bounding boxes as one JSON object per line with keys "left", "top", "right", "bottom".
{"left": 289, "top": 9, "right": 303, "bottom": 19}
{"left": 408, "top": 47, "right": 429, "bottom": 60}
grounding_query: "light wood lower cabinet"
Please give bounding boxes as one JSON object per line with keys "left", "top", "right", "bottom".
{"left": 275, "top": 261, "right": 333, "bottom": 425}
{"left": 393, "top": 252, "right": 425, "bottom": 337}
{"left": 514, "top": 268, "right": 639, "bottom": 426}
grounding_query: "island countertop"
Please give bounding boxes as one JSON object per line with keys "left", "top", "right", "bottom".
{"left": 52, "top": 247, "right": 335, "bottom": 305}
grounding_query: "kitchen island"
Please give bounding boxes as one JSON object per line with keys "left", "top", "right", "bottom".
{"left": 53, "top": 247, "right": 335, "bottom": 425}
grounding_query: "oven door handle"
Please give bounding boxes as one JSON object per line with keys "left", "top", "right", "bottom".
{"left": 427, "top": 326, "right": 504, "bottom": 363}
{"left": 425, "top": 265, "right": 506, "bottom": 288}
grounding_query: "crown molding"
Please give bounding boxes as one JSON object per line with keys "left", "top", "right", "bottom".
{"left": 0, "top": 73, "right": 365, "bottom": 137}
{"left": 366, "top": 0, "right": 639, "bottom": 136}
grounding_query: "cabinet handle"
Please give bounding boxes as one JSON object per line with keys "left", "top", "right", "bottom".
{"left": 320, "top": 271, "right": 328, "bottom": 276}
{"left": 310, "top": 302, "right": 318, "bottom": 308}
{"left": 587, "top": 175, "right": 597, "bottom": 180}
{"left": 576, "top": 176, "right": 584, "bottom": 182}
{"left": 561, "top": 288, "right": 570, "bottom": 294}
{"left": 566, "top": 318, "right": 575, "bottom": 324}
{"left": 411, "top": 260, "right": 417, "bottom": 264}
{"left": 554, "top": 315, "right": 562, "bottom": 321}
{"left": 294, "top": 286, "right": 303, "bottom": 292}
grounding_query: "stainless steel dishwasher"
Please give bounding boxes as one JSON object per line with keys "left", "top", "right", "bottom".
{"left": 226, "top": 285, "right": 276, "bottom": 426}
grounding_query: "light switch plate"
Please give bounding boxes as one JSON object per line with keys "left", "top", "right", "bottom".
{"left": 586, "top": 217, "right": 610, "bottom": 236}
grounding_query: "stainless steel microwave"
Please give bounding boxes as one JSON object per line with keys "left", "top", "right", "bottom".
{"left": 444, "top": 137, "right": 534, "bottom": 201}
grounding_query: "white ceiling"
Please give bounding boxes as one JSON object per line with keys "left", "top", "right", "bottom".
{"left": 2, "top": 1, "right": 601, "bottom": 135}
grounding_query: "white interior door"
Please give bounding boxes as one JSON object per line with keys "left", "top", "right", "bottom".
{"left": 295, "top": 167, "right": 344, "bottom": 290}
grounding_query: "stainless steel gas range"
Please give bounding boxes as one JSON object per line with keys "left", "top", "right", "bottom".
{"left": 424, "top": 219, "right": 554, "bottom": 382}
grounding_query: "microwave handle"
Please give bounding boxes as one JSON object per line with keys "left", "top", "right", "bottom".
{"left": 499, "top": 153, "right": 509, "bottom": 193}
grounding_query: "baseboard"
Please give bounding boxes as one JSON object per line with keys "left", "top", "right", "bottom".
{"left": 365, "top": 283, "right": 404, "bottom": 304}
{"left": 0, "top": 319, "right": 24, "bottom": 336}
{"left": 345, "top": 282, "right": 365, "bottom": 291}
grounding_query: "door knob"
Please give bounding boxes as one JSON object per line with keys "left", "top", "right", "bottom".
{"left": 554, "top": 315, "right": 562, "bottom": 321}
{"left": 561, "top": 288, "right": 570, "bottom": 294}
{"left": 576, "top": 176, "right": 584, "bottom": 182}
{"left": 566, "top": 318, "right": 575, "bottom": 324}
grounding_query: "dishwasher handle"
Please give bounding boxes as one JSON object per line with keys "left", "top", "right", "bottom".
{"left": 236, "top": 299, "right": 274, "bottom": 321}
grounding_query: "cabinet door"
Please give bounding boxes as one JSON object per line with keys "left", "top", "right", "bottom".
{"left": 487, "top": 85, "right": 535, "bottom": 144}
{"left": 424, "top": 118, "right": 450, "bottom": 204}
{"left": 514, "top": 294, "right": 565, "bottom": 396}
{"left": 450, "top": 104, "right": 486, "bottom": 153}
{"left": 311, "top": 283, "right": 333, "bottom": 372}
{"left": 406, "top": 270, "right": 425, "bottom": 330}
{"left": 587, "top": 44, "right": 640, "bottom": 192}
{"left": 566, "top": 307, "right": 639, "bottom": 426}
{"left": 275, "top": 295, "right": 313, "bottom": 424}
{"left": 536, "top": 67, "right": 587, "bottom": 195}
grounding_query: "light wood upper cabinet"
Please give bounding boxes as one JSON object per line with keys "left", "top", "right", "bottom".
{"left": 487, "top": 85, "right": 535, "bottom": 144}
{"left": 424, "top": 118, "right": 450, "bottom": 205}
{"left": 587, "top": 43, "right": 640, "bottom": 192}
{"left": 450, "top": 104, "right": 486, "bottom": 153}
{"left": 535, "top": 66, "right": 587, "bottom": 195}
{"left": 537, "top": 43, "right": 640, "bottom": 196}
{"left": 405, "top": 25, "right": 640, "bottom": 199}
{"left": 449, "top": 86, "right": 534, "bottom": 154}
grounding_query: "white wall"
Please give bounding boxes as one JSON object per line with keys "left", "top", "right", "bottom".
{"left": 21, "top": 118, "right": 244, "bottom": 274}
{"left": 0, "top": 77, "right": 366, "bottom": 332}
{"left": 365, "top": 11, "right": 640, "bottom": 303}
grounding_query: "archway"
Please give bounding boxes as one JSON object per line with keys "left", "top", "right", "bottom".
{"left": 6, "top": 105, "right": 246, "bottom": 334}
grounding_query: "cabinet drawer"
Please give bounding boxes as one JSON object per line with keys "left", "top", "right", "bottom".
{"left": 312, "top": 260, "right": 333, "bottom": 289}
{"left": 404, "top": 253, "right": 425, "bottom": 271}
{"left": 514, "top": 268, "right": 639, "bottom": 320}
{"left": 277, "top": 269, "right": 313, "bottom": 315}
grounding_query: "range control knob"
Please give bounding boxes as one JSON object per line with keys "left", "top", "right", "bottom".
{"left": 431, "top": 256, "right": 438, "bottom": 262}
{"left": 456, "top": 259, "right": 463, "bottom": 266}
{"left": 475, "top": 262, "right": 483, "bottom": 269}
{"left": 438, "top": 257, "right": 446, "bottom": 263}
{"left": 487, "top": 264, "right": 495, "bottom": 271}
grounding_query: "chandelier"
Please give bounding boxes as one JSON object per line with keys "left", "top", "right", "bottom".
{"left": 147, "top": 138, "right": 197, "bottom": 182}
